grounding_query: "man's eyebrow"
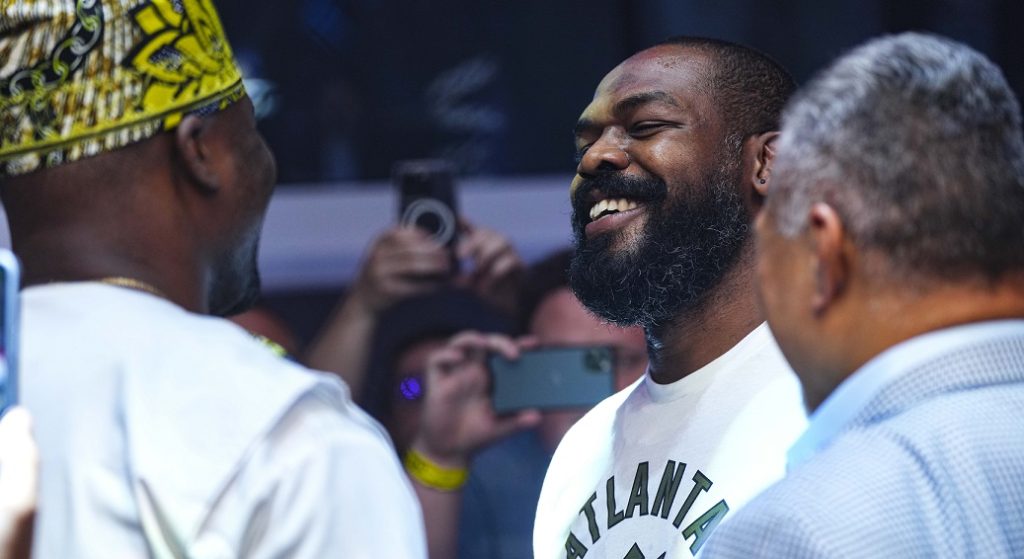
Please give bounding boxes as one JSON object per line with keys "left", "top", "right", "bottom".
{"left": 613, "top": 91, "right": 680, "bottom": 114}
{"left": 573, "top": 118, "right": 598, "bottom": 138}
{"left": 573, "top": 91, "right": 683, "bottom": 137}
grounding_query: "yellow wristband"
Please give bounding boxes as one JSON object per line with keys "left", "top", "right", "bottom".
{"left": 251, "top": 334, "right": 289, "bottom": 358}
{"left": 404, "top": 449, "right": 469, "bottom": 491}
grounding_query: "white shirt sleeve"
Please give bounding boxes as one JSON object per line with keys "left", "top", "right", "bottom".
{"left": 194, "top": 390, "right": 428, "bottom": 559}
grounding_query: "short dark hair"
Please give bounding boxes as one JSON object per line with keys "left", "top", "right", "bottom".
{"left": 770, "top": 32, "right": 1024, "bottom": 284}
{"left": 655, "top": 36, "right": 797, "bottom": 147}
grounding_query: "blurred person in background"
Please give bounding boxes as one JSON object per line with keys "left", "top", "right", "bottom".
{"left": 306, "top": 220, "right": 522, "bottom": 399}
{"left": 395, "top": 249, "right": 647, "bottom": 559}
{"left": 359, "top": 289, "right": 519, "bottom": 454}
{"left": 323, "top": 233, "right": 532, "bottom": 556}
{"left": 533, "top": 37, "right": 808, "bottom": 558}
{"left": 455, "top": 249, "right": 648, "bottom": 559}
{"left": 703, "top": 33, "right": 1024, "bottom": 558}
{"left": 0, "top": 1, "right": 424, "bottom": 556}
{"left": 360, "top": 291, "right": 540, "bottom": 559}
{"left": 518, "top": 249, "right": 648, "bottom": 454}
{"left": 0, "top": 408, "right": 38, "bottom": 559}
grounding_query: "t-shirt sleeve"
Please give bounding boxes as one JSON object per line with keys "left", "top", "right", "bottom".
{"left": 201, "top": 390, "right": 428, "bottom": 559}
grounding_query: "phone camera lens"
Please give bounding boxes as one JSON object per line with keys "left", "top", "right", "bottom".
{"left": 400, "top": 198, "right": 456, "bottom": 245}
{"left": 583, "top": 349, "right": 612, "bottom": 373}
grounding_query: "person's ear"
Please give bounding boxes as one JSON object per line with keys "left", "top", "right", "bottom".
{"left": 807, "top": 202, "right": 849, "bottom": 315}
{"left": 175, "top": 115, "right": 223, "bottom": 193}
{"left": 745, "top": 132, "right": 774, "bottom": 205}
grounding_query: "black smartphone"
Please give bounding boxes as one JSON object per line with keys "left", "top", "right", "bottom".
{"left": 0, "top": 250, "right": 20, "bottom": 415}
{"left": 489, "top": 346, "right": 616, "bottom": 414}
{"left": 394, "top": 160, "right": 459, "bottom": 269}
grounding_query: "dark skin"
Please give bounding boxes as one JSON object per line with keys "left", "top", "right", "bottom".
{"left": 572, "top": 45, "right": 776, "bottom": 384}
{"left": 1, "top": 98, "right": 275, "bottom": 315}
{"left": 757, "top": 202, "right": 1024, "bottom": 410}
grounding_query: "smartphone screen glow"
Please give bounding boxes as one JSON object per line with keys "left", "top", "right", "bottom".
{"left": 0, "top": 249, "right": 20, "bottom": 414}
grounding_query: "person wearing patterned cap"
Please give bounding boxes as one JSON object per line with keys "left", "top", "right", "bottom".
{"left": 0, "top": 1, "right": 427, "bottom": 556}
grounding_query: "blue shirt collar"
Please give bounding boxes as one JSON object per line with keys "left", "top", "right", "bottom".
{"left": 787, "top": 319, "right": 1024, "bottom": 469}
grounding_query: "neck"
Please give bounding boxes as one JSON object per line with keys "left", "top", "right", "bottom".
{"left": 1, "top": 142, "right": 213, "bottom": 314}
{"left": 804, "top": 276, "right": 1024, "bottom": 409}
{"left": 645, "top": 247, "right": 764, "bottom": 384}
{"left": 12, "top": 227, "right": 209, "bottom": 314}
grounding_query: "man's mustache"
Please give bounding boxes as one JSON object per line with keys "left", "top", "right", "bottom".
{"left": 571, "top": 173, "right": 668, "bottom": 214}
{"left": 573, "top": 172, "right": 667, "bottom": 210}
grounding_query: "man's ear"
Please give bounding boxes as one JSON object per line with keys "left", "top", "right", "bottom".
{"left": 752, "top": 131, "right": 778, "bottom": 197}
{"left": 807, "top": 202, "right": 849, "bottom": 315}
{"left": 175, "top": 115, "right": 222, "bottom": 193}
{"left": 743, "top": 131, "right": 779, "bottom": 210}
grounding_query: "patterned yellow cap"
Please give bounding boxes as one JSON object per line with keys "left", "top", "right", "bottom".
{"left": 0, "top": 0, "right": 246, "bottom": 177}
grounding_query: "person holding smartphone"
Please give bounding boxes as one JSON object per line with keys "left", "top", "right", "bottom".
{"left": 306, "top": 219, "right": 523, "bottom": 399}
{"left": 406, "top": 249, "right": 648, "bottom": 559}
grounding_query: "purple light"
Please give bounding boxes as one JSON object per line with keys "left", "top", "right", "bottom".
{"left": 399, "top": 377, "right": 423, "bottom": 401}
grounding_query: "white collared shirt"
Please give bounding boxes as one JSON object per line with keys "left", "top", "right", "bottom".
{"left": 788, "top": 319, "right": 1024, "bottom": 469}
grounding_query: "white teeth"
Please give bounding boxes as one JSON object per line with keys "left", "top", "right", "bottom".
{"left": 589, "top": 198, "right": 641, "bottom": 221}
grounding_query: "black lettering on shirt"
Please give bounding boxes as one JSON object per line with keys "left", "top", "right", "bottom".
{"left": 565, "top": 532, "right": 588, "bottom": 558}
{"left": 622, "top": 543, "right": 667, "bottom": 559}
{"left": 682, "top": 500, "right": 729, "bottom": 554}
{"left": 567, "top": 460, "right": 730, "bottom": 558}
{"left": 625, "top": 462, "right": 650, "bottom": 519}
{"left": 651, "top": 460, "right": 686, "bottom": 519}
{"left": 672, "top": 470, "right": 712, "bottom": 529}
{"left": 606, "top": 476, "right": 626, "bottom": 529}
{"left": 580, "top": 492, "right": 600, "bottom": 544}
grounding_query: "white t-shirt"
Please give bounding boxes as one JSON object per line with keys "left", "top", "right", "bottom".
{"left": 533, "top": 323, "right": 806, "bottom": 559}
{"left": 21, "top": 283, "right": 427, "bottom": 559}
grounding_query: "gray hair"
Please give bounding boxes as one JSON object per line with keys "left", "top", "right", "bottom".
{"left": 769, "top": 32, "right": 1024, "bottom": 283}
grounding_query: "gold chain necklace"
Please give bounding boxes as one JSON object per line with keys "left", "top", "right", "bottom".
{"left": 98, "top": 277, "right": 168, "bottom": 300}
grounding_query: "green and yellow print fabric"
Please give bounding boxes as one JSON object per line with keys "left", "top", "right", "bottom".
{"left": 0, "top": 0, "right": 245, "bottom": 177}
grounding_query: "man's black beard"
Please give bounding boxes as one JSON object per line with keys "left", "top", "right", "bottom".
{"left": 569, "top": 164, "right": 750, "bottom": 329}
{"left": 209, "top": 233, "right": 262, "bottom": 318}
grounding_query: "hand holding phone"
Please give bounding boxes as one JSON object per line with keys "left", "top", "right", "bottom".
{"left": 394, "top": 159, "right": 459, "bottom": 263}
{"left": 411, "top": 332, "right": 541, "bottom": 467}
{"left": 454, "top": 223, "right": 524, "bottom": 316}
{"left": 489, "top": 346, "right": 616, "bottom": 414}
{"left": 349, "top": 227, "right": 453, "bottom": 314}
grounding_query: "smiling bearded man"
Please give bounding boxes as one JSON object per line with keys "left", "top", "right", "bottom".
{"left": 533, "top": 37, "right": 808, "bottom": 559}
{"left": 570, "top": 156, "right": 748, "bottom": 328}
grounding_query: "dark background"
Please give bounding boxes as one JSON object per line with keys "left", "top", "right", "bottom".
{"left": 217, "top": 0, "right": 1024, "bottom": 184}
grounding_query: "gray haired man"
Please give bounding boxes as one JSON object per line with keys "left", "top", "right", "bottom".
{"left": 703, "top": 33, "right": 1024, "bottom": 557}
